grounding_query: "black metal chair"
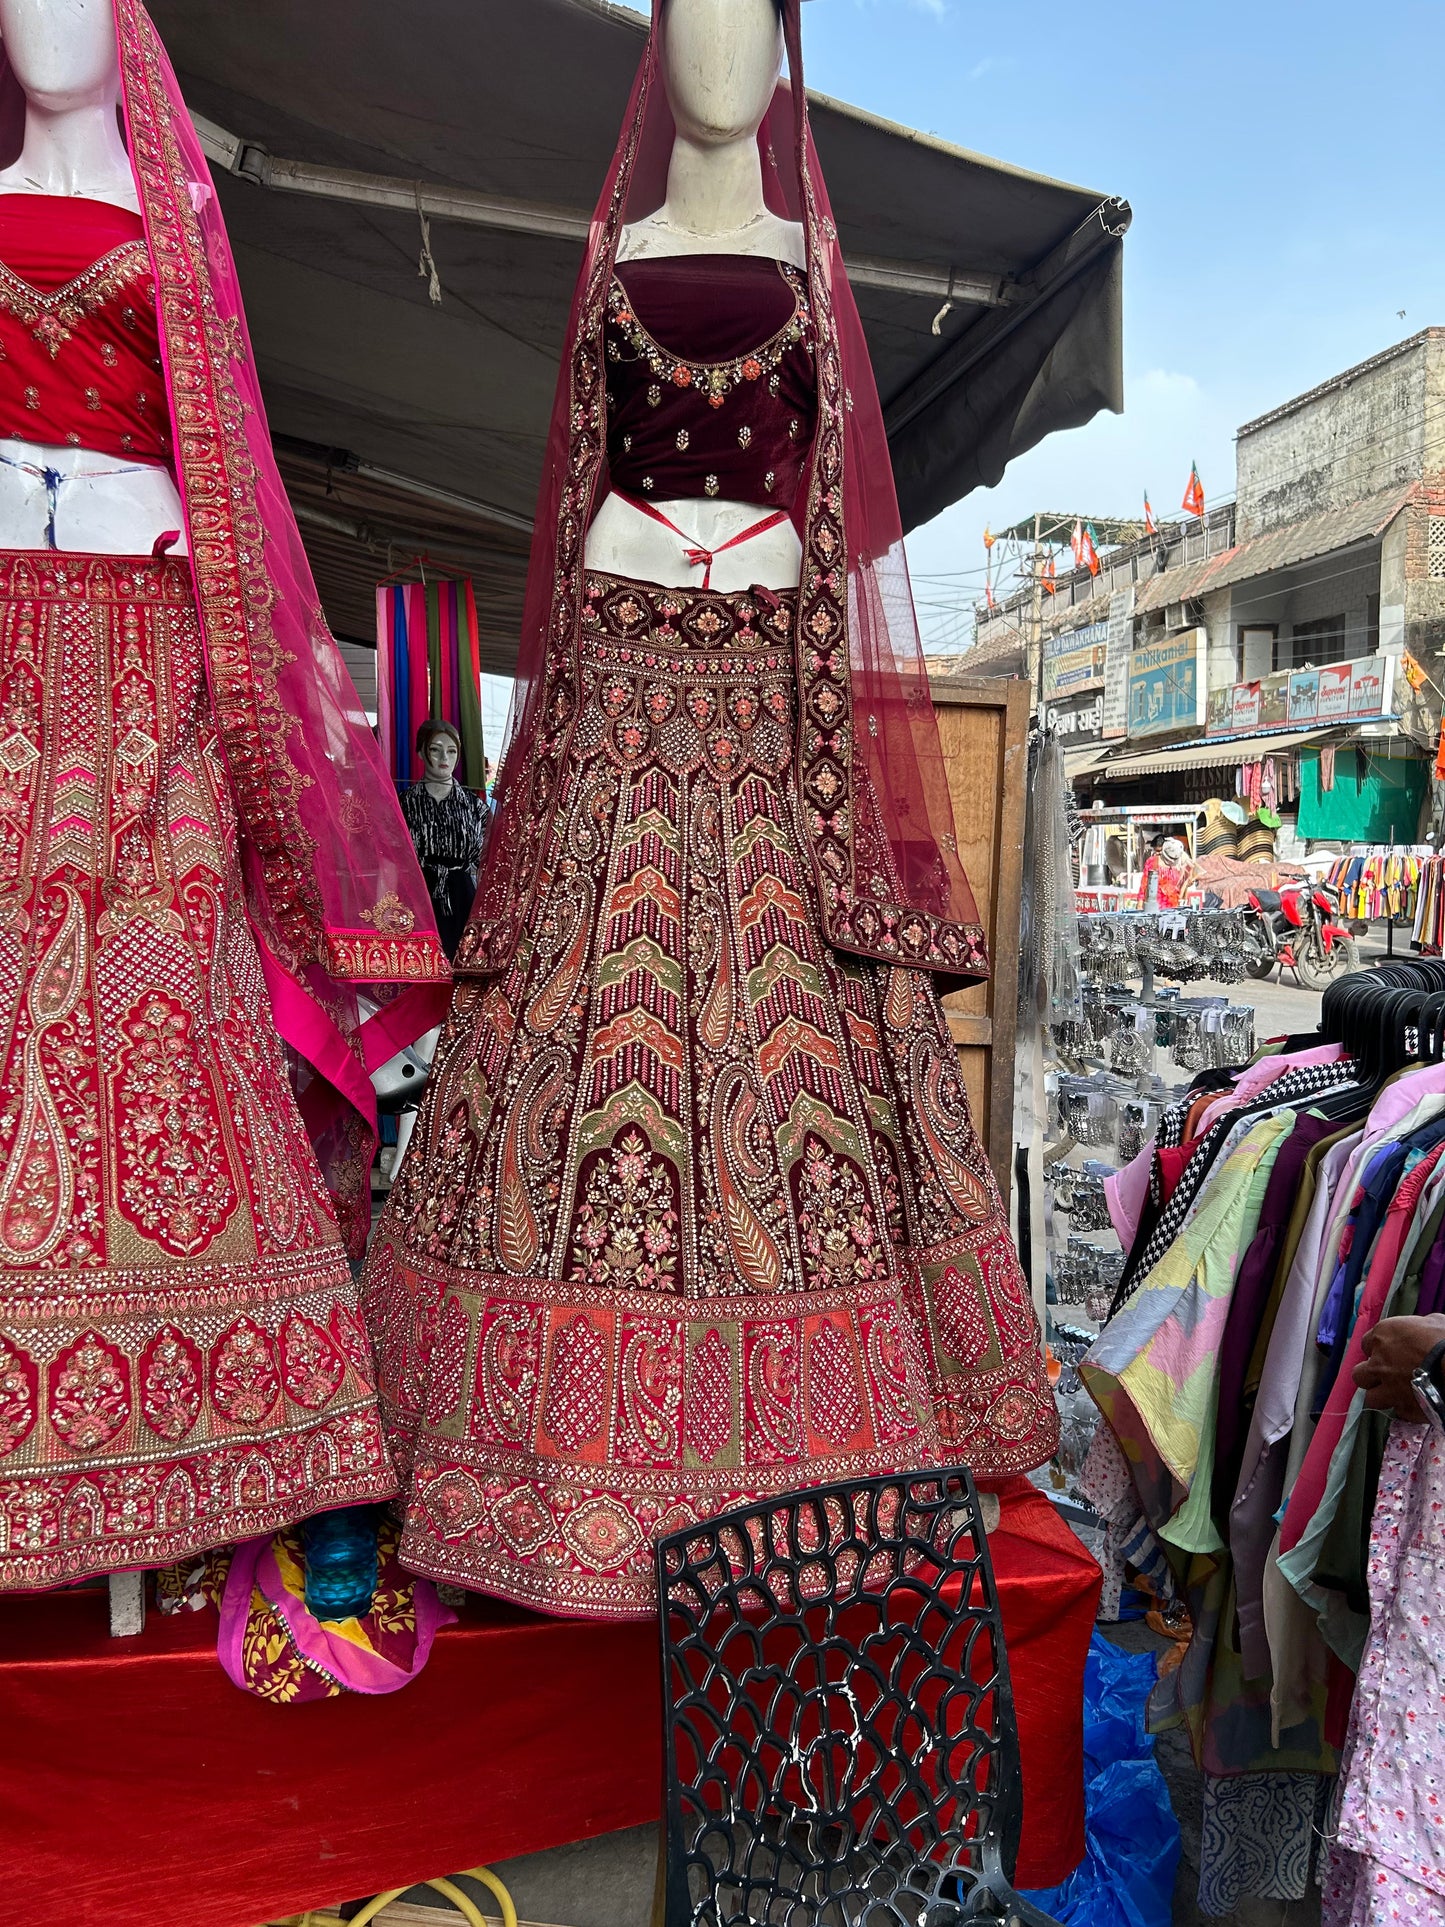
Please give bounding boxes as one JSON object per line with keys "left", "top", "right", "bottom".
{"left": 656, "top": 1467, "right": 1063, "bottom": 1927}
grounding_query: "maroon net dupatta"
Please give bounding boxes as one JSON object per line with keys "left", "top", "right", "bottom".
{"left": 459, "top": 0, "right": 989, "bottom": 992}
{"left": 22, "top": 0, "right": 451, "bottom": 1249}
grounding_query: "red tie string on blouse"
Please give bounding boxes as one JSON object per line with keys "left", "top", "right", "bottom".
{"left": 615, "top": 491, "right": 789, "bottom": 590}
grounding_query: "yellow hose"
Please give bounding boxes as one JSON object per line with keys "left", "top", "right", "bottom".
{"left": 453, "top": 1870, "right": 521, "bottom": 1927}
{"left": 328, "top": 1864, "right": 520, "bottom": 1927}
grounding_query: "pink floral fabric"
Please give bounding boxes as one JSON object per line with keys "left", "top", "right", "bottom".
{"left": 1324, "top": 1423, "right": 1445, "bottom": 1927}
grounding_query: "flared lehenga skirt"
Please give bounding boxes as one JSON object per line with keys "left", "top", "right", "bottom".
{"left": 0, "top": 553, "right": 393, "bottom": 1590}
{"left": 363, "top": 573, "right": 1057, "bottom": 1616}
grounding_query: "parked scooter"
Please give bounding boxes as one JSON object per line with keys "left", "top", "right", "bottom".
{"left": 1243, "top": 879, "right": 1360, "bottom": 991}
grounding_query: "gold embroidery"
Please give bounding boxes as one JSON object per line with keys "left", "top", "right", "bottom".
{"left": 607, "top": 263, "right": 810, "bottom": 411}
{"left": 0, "top": 243, "right": 151, "bottom": 359}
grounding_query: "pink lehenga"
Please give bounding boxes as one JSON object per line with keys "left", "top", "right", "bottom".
{"left": 0, "top": 1, "right": 448, "bottom": 1590}
{"left": 360, "top": 0, "right": 1057, "bottom": 1617}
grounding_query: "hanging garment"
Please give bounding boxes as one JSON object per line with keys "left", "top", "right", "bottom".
{"left": 1230, "top": 1129, "right": 1362, "bottom": 1680}
{"left": 399, "top": 781, "right": 492, "bottom": 960}
{"left": 1323, "top": 1424, "right": 1445, "bottom": 1927}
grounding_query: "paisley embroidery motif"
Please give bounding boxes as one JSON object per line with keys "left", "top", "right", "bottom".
{"left": 362, "top": 577, "right": 1055, "bottom": 1618}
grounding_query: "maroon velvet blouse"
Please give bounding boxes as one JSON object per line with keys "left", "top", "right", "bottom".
{"left": 604, "top": 253, "right": 816, "bottom": 508}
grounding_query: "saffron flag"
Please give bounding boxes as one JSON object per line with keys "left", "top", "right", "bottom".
{"left": 375, "top": 577, "right": 486, "bottom": 789}
{"left": 1182, "top": 463, "right": 1205, "bottom": 518}
{"left": 1144, "top": 491, "right": 1156, "bottom": 534}
{"left": 983, "top": 525, "right": 995, "bottom": 549}
{"left": 1084, "top": 523, "right": 1101, "bottom": 576}
{"left": 1070, "top": 520, "right": 1086, "bottom": 567}
{"left": 1042, "top": 556, "right": 1057, "bottom": 595}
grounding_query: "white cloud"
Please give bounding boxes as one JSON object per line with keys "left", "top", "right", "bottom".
{"left": 968, "top": 54, "right": 1016, "bottom": 81}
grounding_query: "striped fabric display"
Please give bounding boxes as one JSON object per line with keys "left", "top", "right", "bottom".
{"left": 374, "top": 578, "right": 486, "bottom": 787}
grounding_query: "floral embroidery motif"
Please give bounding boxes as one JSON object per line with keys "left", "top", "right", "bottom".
{"left": 115, "top": 991, "right": 237, "bottom": 1256}
{"left": 0, "top": 1334, "right": 37, "bottom": 1456}
{"left": 570, "top": 1129, "right": 680, "bottom": 1290}
{"left": 210, "top": 1318, "right": 281, "bottom": 1425}
{"left": 794, "top": 1135, "right": 887, "bottom": 1292}
{"left": 49, "top": 1332, "right": 130, "bottom": 1452}
{"left": 280, "top": 1315, "right": 346, "bottom": 1412}
{"left": 139, "top": 1326, "right": 204, "bottom": 1441}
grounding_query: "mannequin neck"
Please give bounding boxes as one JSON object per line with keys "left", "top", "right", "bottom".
{"left": 6, "top": 96, "right": 135, "bottom": 204}
{"left": 659, "top": 130, "right": 768, "bottom": 239}
{"left": 423, "top": 773, "right": 456, "bottom": 800}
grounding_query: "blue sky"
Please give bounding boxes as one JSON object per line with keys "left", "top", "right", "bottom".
{"left": 735, "top": 0, "right": 1445, "bottom": 648}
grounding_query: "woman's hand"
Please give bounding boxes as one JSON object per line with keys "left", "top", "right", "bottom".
{"left": 1353, "top": 1313, "right": 1445, "bottom": 1421}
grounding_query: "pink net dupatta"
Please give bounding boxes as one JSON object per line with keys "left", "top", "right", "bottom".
{"left": 101, "top": 1, "right": 451, "bottom": 1247}
{"left": 458, "top": 0, "right": 988, "bottom": 992}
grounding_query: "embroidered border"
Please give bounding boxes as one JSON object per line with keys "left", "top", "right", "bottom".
{"left": 790, "top": 126, "right": 989, "bottom": 984}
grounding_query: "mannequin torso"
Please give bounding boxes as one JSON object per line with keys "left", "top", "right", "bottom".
{"left": 0, "top": 0, "right": 186, "bottom": 555}
{"left": 584, "top": 0, "right": 804, "bottom": 594}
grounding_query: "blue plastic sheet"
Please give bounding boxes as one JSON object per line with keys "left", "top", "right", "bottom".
{"left": 1020, "top": 1633, "right": 1181, "bottom": 1927}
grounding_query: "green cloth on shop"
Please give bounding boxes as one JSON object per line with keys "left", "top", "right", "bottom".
{"left": 1297, "top": 747, "right": 1425, "bottom": 842}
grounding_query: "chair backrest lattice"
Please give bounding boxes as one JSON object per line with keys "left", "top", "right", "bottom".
{"left": 656, "top": 1468, "right": 1031, "bottom": 1927}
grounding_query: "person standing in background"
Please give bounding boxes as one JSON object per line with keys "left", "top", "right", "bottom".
{"left": 400, "top": 720, "right": 491, "bottom": 959}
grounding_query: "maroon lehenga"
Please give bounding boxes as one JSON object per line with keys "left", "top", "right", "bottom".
{"left": 359, "top": 0, "right": 1057, "bottom": 1619}
{"left": 0, "top": 4, "right": 447, "bottom": 1590}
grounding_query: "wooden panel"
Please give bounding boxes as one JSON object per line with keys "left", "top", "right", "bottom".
{"left": 929, "top": 675, "right": 1029, "bottom": 1205}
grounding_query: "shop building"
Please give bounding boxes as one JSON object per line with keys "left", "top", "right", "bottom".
{"left": 960, "top": 328, "right": 1445, "bottom": 852}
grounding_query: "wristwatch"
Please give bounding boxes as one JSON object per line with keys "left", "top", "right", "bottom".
{"left": 1411, "top": 1337, "right": 1445, "bottom": 1433}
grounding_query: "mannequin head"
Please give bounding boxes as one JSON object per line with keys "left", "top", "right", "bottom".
{"left": 660, "top": 0, "right": 782, "bottom": 146}
{"left": 0, "top": 0, "right": 119, "bottom": 112}
{"left": 417, "top": 720, "right": 460, "bottom": 787}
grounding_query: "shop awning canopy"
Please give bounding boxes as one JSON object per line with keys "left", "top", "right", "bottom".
{"left": 1080, "top": 726, "right": 1346, "bottom": 780}
{"left": 149, "top": 0, "right": 1129, "bottom": 664}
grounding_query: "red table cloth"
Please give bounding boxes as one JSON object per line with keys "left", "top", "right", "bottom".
{"left": 0, "top": 1477, "right": 1098, "bottom": 1927}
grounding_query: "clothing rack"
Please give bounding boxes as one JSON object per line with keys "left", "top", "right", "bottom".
{"left": 1080, "top": 961, "right": 1445, "bottom": 1913}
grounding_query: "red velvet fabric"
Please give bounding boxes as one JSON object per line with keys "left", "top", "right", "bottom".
{"left": 0, "top": 194, "right": 170, "bottom": 466}
{"left": 0, "top": 1479, "right": 1096, "bottom": 1927}
{"left": 606, "top": 254, "right": 816, "bottom": 508}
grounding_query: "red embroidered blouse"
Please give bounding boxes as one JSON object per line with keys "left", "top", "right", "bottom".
{"left": 0, "top": 195, "right": 170, "bottom": 466}
{"left": 604, "top": 253, "right": 816, "bottom": 508}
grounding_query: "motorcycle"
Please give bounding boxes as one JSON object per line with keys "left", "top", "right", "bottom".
{"left": 1243, "top": 880, "right": 1360, "bottom": 991}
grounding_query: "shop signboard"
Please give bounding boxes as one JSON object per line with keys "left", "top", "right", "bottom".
{"left": 1101, "top": 590, "right": 1132, "bottom": 739}
{"left": 1207, "top": 669, "right": 1291, "bottom": 734}
{"left": 1127, "top": 627, "right": 1205, "bottom": 740}
{"left": 1207, "top": 656, "right": 1395, "bottom": 736}
{"left": 1044, "top": 690, "right": 1104, "bottom": 744}
{"left": 1042, "top": 618, "right": 1109, "bottom": 701}
{"left": 1284, "top": 656, "right": 1393, "bottom": 724}
{"left": 1230, "top": 682, "right": 1261, "bottom": 732}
